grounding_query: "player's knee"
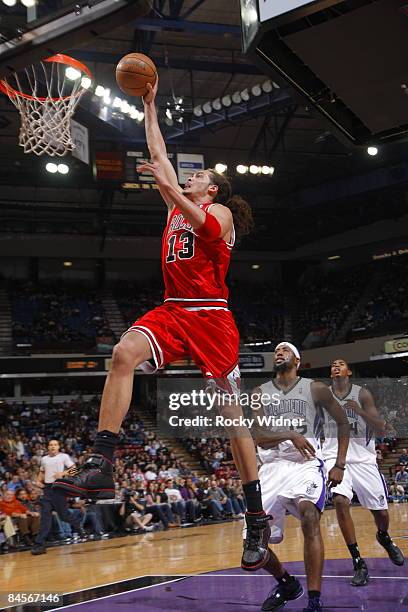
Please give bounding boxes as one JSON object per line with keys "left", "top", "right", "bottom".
{"left": 300, "top": 506, "right": 320, "bottom": 536}
{"left": 333, "top": 494, "right": 349, "bottom": 513}
{"left": 111, "top": 342, "right": 138, "bottom": 373}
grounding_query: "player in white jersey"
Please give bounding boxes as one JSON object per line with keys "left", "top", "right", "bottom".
{"left": 249, "top": 343, "right": 349, "bottom": 612}
{"left": 322, "top": 359, "right": 404, "bottom": 586}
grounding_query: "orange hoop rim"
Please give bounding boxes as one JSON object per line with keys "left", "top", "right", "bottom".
{"left": 0, "top": 54, "right": 92, "bottom": 102}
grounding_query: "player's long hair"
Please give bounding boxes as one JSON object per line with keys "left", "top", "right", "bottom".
{"left": 208, "top": 169, "right": 254, "bottom": 241}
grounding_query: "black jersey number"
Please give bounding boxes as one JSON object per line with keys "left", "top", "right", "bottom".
{"left": 166, "top": 232, "right": 195, "bottom": 263}
{"left": 350, "top": 421, "right": 359, "bottom": 435}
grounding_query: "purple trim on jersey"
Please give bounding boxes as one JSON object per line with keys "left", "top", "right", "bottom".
{"left": 315, "top": 459, "right": 326, "bottom": 512}
{"left": 377, "top": 465, "right": 389, "bottom": 497}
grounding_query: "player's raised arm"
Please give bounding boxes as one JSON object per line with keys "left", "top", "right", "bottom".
{"left": 143, "top": 80, "right": 182, "bottom": 207}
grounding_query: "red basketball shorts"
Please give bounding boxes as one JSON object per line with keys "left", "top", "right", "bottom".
{"left": 122, "top": 303, "right": 240, "bottom": 393}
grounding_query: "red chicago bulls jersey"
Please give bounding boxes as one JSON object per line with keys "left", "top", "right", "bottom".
{"left": 161, "top": 202, "right": 234, "bottom": 308}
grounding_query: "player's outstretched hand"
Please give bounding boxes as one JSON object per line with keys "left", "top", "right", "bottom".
{"left": 143, "top": 77, "right": 158, "bottom": 105}
{"left": 327, "top": 466, "right": 344, "bottom": 488}
{"left": 290, "top": 432, "right": 316, "bottom": 459}
{"left": 137, "top": 160, "right": 168, "bottom": 186}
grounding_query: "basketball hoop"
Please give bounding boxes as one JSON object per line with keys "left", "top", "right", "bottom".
{"left": 0, "top": 54, "right": 92, "bottom": 156}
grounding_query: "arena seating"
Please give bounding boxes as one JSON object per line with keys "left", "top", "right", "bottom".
{"left": 9, "top": 282, "right": 115, "bottom": 351}
{"left": 351, "top": 259, "right": 408, "bottom": 338}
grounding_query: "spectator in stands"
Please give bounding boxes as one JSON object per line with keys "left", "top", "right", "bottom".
{"left": 0, "top": 513, "right": 17, "bottom": 553}
{"left": 164, "top": 478, "right": 190, "bottom": 524}
{"left": 205, "top": 480, "right": 233, "bottom": 517}
{"left": 397, "top": 448, "right": 408, "bottom": 466}
{"left": 389, "top": 481, "right": 406, "bottom": 501}
{"left": 0, "top": 490, "right": 37, "bottom": 546}
{"left": 7, "top": 474, "right": 25, "bottom": 492}
{"left": 145, "top": 482, "right": 178, "bottom": 529}
{"left": 14, "top": 489, "right": 40, "bottom": 537}
{"left": 395, "top": 466, "right": 408, "bottom": 487}
{"left": 119, "top": 491, "right": 154, "bottom": 533}
{"left": 69, "top": 498, "right": 108, "bottom": 539}
{"left": 144, "top": 465, "right": 158, "bottom": 481}
{"left": 178, "top": 478, "right": 201, "bottom": 522}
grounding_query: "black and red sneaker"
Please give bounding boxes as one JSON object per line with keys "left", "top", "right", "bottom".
{"left": 241, "top": 511, "right": 271, "bottom": 571}
{"left": 52, "top": 454, "right": 115, "bottom": 500}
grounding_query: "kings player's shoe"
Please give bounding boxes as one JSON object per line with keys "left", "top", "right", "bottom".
{"left": 52, "top": 454, "right": 115, "bottom": 499}
{"left": 241, "top": 511, "right": 271, "bottom": 571}
{"left": 376, "top": 532, "right": 405, "bottom": 566}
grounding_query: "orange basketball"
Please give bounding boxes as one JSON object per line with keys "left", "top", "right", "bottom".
{"left": 115, "top": 53, "right": 157, "bottom": 97}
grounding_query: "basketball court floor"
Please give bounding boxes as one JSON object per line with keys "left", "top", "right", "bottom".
{"left": 3, "top": 505, "right": 407, "bottom": 611}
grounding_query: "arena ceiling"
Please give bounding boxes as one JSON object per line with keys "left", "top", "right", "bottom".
{"left": 0, "top": 0, "right": 407, "bottom": 255}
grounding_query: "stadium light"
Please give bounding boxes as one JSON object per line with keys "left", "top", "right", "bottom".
{"left": 212, "top": 98, "right": 222, "bottom": 111}
{"left": 236, "top": 165, "right": 248, "bottom": 174}
{"left": 240, "top": 89, "right": 250, "bottom": 102}
{"left": 221, "top": 95, "right": 232, "bottom": 108}
{"left": 113, "top": 97, "right": 123, "bottom": 108}
{"left": 262, "top": 80, "right": 273, "bottom": 93}
{"left": 232, "top": 91, "right": 242, "bottom": 104}
{"left": 193, "top": 105, "right": 203, "bottom": 117}
{"left": 328, "top": 255, "right": 341, "bottom": 261}
{"left": 94, "top": 85, "right": 105, "bottom": 97}
{"left": 215, "top": 163, "right": 227, "bottom": 174}
{"left": 249, "top": 165, "right": 261, "bottom": 174}
{"left": 21, "top": 0, "right": 36, "bottom": 5}
{"left": 120, "top": 100, "right": 130, "bottom": 114}
{"left": 103, "top": 88, "right": 112, "bottom": 106}
{"left": 57, "top": 163, "right": 69, "bottom": 175}
{"left": 202, "top": 102, "right": 212, "bottom": 114}
{"left": 251, "top": 84, "right": 262, "bottom": 97}
{"left": 63, "top": 261, "right": 73, "bottom": 267}
{"left": 45, "top": 162, "right": 58, "bottom": 174}
{"left": 367, "top": 146, "right": 378, "bottom": 156}
{"left": 65, "top": 66, "right": 81, "bottom": 81}
{"left": 81, "top": 77, "right": 92, "bottom": 90}
{"left": 252, "top": 264, "right": 260, "bottom": 270}
{"left": 2, "top": 0, "right": 17, "bottom": 6}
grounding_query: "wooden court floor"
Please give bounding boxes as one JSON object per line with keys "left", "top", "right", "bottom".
{"left": 3, "top": 505, "right": 407, "bottom": 595}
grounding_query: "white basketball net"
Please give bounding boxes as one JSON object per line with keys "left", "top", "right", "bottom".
{"left": 0, "top": 57, "right": 90, "bottom": 156}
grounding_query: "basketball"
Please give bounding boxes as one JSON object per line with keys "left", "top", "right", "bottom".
{"left": 115, "top": 53, "right": 157, "bottom": 97}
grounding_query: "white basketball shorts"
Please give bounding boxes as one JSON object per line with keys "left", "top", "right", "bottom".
{"left": 243, "top": 458, "right": 326, "bottom": 544}
{"left": 325, "top": 458, "right": 388, "bottom": 510}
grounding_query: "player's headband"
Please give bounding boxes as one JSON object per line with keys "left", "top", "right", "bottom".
{"left": 274, "top": 342, "right": 301, "bottom": 361}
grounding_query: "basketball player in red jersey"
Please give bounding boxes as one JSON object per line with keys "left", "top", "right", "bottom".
{"left": 53, "top": 78, "right": 270, "bottom": 570}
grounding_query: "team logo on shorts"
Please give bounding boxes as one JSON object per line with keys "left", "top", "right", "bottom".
{"left": 305, "top": 481, "right": 318, "bottom": 495}
{"left": 378, "top": 494, "right": 385, "bottom": 506}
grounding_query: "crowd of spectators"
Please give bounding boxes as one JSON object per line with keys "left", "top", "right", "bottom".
{"left": 5, "top": 256, "right": 408, "bottom": 353}
{"left": 297, "top": 264, "right": 367, "bottom": 348}
{"left": 0, "top": 396, "right": 246, "bottom": 554}
{"left": 352, "top": 259, "right": 408, "bottom": 337}
{"left": 10, "top": 281, "right": 114, "bottom": 351}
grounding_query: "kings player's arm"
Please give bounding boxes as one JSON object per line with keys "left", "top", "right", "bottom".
{"left": 251, "top": 387, "right": 317, "bottom": 460}
{"left": 312, "top": 381, "right": 349, "bottom": 484}
{"left": 345, "top": 388, "right": 386, "bottom": 434}
{"left": 143, "top": 79, "right": 182, "bottom": 210}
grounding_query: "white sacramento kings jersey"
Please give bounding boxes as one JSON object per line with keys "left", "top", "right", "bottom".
{"left": 257, "top": 377, "right": 324, "bottom": 464}
{"left": 322, "top": 383, "right": 376, "bottom": 464}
